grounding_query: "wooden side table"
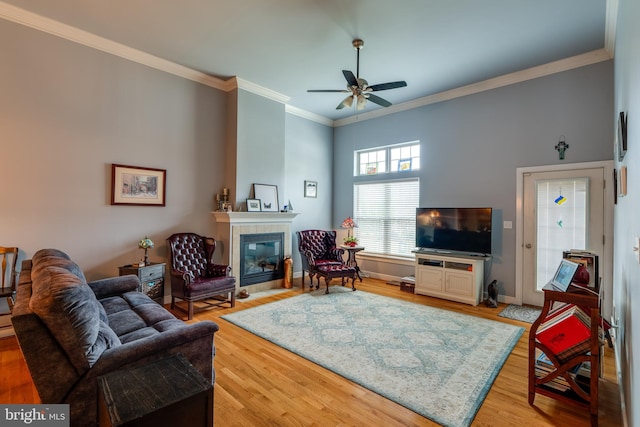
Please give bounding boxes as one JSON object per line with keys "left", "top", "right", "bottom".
{"left": 119, "top": 262, "right": 166, "bottom": 304}
{"left": 340, "top": 245, "right": 364, "bottom": 282}
{"left": 98, "top": 354, "right": 213, "bottom": 427}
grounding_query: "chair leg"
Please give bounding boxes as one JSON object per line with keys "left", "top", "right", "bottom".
{"left": 229, "top": 290, "right": 236, "bottom": 308}
{"left": 324, "top": 276, "right": 331, "bottom": 294}
{"left": 171, "top": 296, "right": 176, "bottom": 309}
{"left": 188, "top": 301, "right": 194, "bottom": 320}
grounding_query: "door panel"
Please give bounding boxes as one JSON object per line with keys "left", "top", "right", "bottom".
{"left": 522, "top": 168, "right": 604, "bottom": 306}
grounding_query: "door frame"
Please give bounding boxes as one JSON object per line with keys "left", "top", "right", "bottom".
{"left": 515, "top": 161, "right": 614, "bottom": 317}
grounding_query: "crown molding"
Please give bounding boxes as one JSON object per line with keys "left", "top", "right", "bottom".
{"left": 235, "top": 77, "right": 290, "bottom": 104}
{"left": 334, "top": 48, "right": 612, "bottom": 127}
{"left": 0, "top": 1, "right": 229, "bottom": 90}
{"left": 285, "top": 105, "right": 333, "bottom": 127}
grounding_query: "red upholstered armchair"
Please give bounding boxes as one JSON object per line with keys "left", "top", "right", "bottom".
{"left": 167, "top": 233, "right": 236, "bottom": 320}
{"left": 297, "top": 230, "right": 345, "bottom": 288}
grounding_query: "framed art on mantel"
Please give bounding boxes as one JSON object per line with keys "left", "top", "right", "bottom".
{"left": 246, "top": 198, "right": 261, "bottom": 212}
{"left": 111, "top": 164, "right": 166, "bottom": 206}
{"left": 253, "top": 184, "right": 279, "bottom": 212}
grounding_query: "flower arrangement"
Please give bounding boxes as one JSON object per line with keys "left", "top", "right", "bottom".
{"left": 343, "top": 235, "right": 358, "bottom": 247}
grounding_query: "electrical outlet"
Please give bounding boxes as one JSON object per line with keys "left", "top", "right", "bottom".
{"left": 636, "top": 237, "right": 640, "bottom": 264}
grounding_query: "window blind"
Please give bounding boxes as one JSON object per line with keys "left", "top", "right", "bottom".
{"left": 353, "top": 178, "right": 419, "bottom": 257}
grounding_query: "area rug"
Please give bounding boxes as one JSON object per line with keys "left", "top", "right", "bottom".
{"left": 222, "top": 288, "right": 524, "bottom": 427}
{"left": 498, "top": 304, "right": 542, "bottom": 324}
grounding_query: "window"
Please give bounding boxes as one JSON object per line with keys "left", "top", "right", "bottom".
{"left": 353, "top": 178, "right": 419, "bottom": 257}
{"left": 356, "top": 142, "right": 420, "bottom": 176}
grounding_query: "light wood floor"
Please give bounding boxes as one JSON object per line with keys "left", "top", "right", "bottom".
{"left": 1, "top": 278, "right": 623, "bottom": 426}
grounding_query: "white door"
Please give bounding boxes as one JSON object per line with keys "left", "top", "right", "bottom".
{"left": 522, "top": 168, "right": 604, "bottom": 306}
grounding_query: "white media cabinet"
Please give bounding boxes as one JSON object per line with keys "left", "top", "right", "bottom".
{"left": 414, "top": 252, "right": 489, "bottom": 306}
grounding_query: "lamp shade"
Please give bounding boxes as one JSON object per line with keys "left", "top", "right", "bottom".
{"left": 341, "top": 217, "right": 357, "bottom": 229}
{"left": 138, "top": 237, "right": 154, "bottom": 249}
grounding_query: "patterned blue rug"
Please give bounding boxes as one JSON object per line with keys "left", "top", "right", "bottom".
{"left": 222, "top": 288, "right": 524, "bottom": 427}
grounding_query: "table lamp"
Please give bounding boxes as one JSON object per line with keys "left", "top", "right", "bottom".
{"left": 341, "top": 217, "right": 358, "bottom": 246}
{"left": 138, "top": 236, "right": 154, "bottom": 265}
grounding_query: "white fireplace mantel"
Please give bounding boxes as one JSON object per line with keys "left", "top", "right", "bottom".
{"left": 212, "top": 211, "right": 299, "bottom": 224}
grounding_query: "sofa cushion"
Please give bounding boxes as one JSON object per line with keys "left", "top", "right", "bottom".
{"left": 29, "top": 265, "right": 121, "bottom": 373}
{"left": 101, "top": 292, "right": 181, "bottom": 340}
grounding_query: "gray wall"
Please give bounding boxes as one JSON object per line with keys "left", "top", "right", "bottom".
{"left": 0, "top": 20, "right": 228, "bottom": 277}
{"left": 613, "top": 0, "right": 639, "bottom": 424}
{"left": 235, "top": 90, "right": 286, "bottom": 206}
{"left": 285, "top": 113, "right": 334, "bottom": 271}
{"left": 333, "top": 61, "right": 614, "bottom": 298}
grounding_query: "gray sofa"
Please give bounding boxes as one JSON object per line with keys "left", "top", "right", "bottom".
{"left": 12, "top": 249, "right": 219, "bottom": 426}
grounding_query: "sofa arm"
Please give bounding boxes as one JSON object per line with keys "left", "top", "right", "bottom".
{"left": 88, "top": 275, "right": 140, "bottom": 299}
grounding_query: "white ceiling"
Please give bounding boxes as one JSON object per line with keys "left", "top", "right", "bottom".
{"left": 0, "top": 0, "right": 610, "bottom": 122}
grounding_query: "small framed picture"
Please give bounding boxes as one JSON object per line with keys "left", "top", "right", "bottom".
{"left": 304, "top": 180, "right": 317, "bottom": 198}
{"left": 246, "top": 198, "right": 261, "bottom": 212}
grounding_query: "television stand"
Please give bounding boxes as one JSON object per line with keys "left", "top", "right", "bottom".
{"left": 414, "top": 252, "right": 488, "bottom": 305}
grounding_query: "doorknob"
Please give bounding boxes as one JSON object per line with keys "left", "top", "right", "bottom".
{"left": 525, "top": 243, "right": 532, "bottom": 249}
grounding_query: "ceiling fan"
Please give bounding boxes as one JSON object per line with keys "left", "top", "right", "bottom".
{"left": 308, "top": 39, "right": 407, "bottom": 110}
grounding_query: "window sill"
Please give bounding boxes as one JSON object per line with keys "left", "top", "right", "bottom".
{"left": 356, "top": 252, "right": 414, "bottom": 267}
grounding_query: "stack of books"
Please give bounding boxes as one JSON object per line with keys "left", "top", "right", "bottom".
{"left": 534, "top": 350, "right": 591, "bottom": 393}
{"left": 536, "top": 303, "right": 592, "bottom": 363}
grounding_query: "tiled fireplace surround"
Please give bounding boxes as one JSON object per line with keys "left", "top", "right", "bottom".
{"left": 212, "top": 212, "right": 298, "bottom": 294}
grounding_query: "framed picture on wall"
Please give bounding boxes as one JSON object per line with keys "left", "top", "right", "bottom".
{"left": 618, "top": 112, "right": 627, "bottom": 162}
{"left": 111, "top": 164, "right": 166, "bottom": 206}
{"left": 304, "top": 180, "right": 317, "bottom": 198}
{"left": 253, "top": 184, "right": 279, "bottom": 212}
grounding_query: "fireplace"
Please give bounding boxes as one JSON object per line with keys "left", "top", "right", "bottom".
{"left": 212, "top": 211, "right": 299, "bottom": 293}
{"left": 239, "top": 232, "right": 284, "bottom": 286}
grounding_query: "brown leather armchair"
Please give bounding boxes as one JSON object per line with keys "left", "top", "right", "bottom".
{"left": 296, "top": 230, "right": 345, "bottom": 288}
{"left": 167, "top": 233, "right": 236, "bottom": 320}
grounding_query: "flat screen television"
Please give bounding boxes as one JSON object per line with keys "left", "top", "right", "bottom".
{"left": 416, "top": 207, "right": 492, "bottom": 255}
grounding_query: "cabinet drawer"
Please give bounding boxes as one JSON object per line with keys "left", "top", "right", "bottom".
{"left": 141, "top": 264, "right": 165, "bottom": 281}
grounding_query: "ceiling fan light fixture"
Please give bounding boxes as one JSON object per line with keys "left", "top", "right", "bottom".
{"left": 309, "top": 38, "right": 407, "bottom": 112}
{"left": 337, "top": 95, "right": 354, "bottom": 110}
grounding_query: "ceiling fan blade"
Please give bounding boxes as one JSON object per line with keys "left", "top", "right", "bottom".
{"left": 366, "top": 93, "right": 392, "bottom": 108}
{"left": 367, "top": 81, "right": 407, "bottom": 91}
{"left": 336, "top": 95, "right": 354, "bottom": 109}
{"left": 342, "top": 70, "right": 358, "bottom": 87}
{"left": 308, "top": 89, "right": 349, "bottom": 92}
